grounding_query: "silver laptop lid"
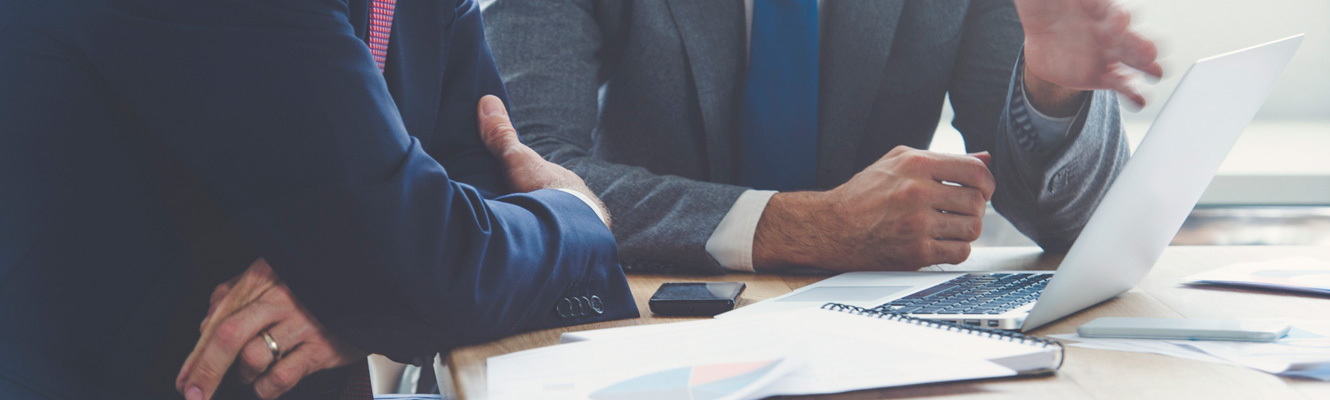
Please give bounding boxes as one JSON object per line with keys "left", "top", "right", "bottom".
{"left": 1022, "top": 34, "right": 1305, "bottom": 332}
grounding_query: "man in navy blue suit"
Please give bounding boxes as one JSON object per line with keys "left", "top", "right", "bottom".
{"left": 0, "top": 0, "right": 636, "bottom": 399}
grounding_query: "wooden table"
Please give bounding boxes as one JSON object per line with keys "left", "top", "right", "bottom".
{"left": 447, "top": 246, "right": 1330, "bottom": 399}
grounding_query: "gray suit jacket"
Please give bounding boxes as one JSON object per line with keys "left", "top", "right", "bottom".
{"left": 481, "top": 0, "right": 1130, "bottom": 274}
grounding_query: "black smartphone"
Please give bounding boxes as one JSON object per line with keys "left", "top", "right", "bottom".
{"left": 648, "top": 282, "right": 746, "bottom": 317}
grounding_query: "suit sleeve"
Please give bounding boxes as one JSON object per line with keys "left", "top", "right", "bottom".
{"left": 480, "top": 0, "right": 748, "bottom": 275}
{"left": 946, "top": 0, "right": 1130, "bottom": 251}
{"left": 78, "top": 0, "right": 636, "bottom": 362}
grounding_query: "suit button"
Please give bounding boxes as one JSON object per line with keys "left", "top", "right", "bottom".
{"left": 569, "top": 297, "right": 585, "bottom": 317}
{"left": 556, "top": 298, "right": 573, "bottom": 319}
{"left": 589, "top": 295, "right": 604, "bottom": 315}
{"left": 580, "top": 296, "right": 595, "bottom": 316}
{"left": 575, "top": 296, "right": 591, "bottom": 317}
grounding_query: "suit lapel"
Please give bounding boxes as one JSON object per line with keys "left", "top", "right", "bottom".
{"left": 349, "top": 0, "right": 369, "bottom": 39}
{"left": 818, "top": 0, "right": 904, "bottom": 187}
{"left": 382, "top": 0, "right": 445, "bottom": 144}
{"left": 664, "top": 0, "right": 746, "bottom": 183}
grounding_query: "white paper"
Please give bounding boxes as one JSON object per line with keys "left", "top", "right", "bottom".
{"left": 493, "top": 309, "right": 1027, "bottom": 399}
{"left": 490, "top": 324, "right": 799, "bottom": 400}
{"left": 1052, "top": 320, "right": 1330, "bottom": 381}
{"left": 1185, "top": 257, "right": 1330, "bottom": 296}
{"left": 1047, "top": 334, "right": 1237, "bottom": 365}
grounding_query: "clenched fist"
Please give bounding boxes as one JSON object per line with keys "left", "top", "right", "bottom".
{"left": 754, "top": 146, "right": 994, "bottom": 271}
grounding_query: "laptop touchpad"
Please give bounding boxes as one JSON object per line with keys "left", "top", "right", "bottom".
{"left": 777, "top": 286, "right": 913, "bottom": 302}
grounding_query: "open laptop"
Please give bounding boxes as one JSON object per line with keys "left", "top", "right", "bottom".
{"left": 718, "top": 34, "right": 1305, "bottom": 332}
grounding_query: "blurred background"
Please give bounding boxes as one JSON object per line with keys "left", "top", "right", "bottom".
{"left": 931, "top": 0, "right": 1330, "bottom": 247}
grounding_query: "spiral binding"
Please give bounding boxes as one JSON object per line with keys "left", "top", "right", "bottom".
{"left": 820, "top": 303, "right": 1065, "bottom": 371}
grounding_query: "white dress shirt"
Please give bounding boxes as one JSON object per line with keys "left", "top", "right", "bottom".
{"left": 706, "top": 0, "right": 1079, "bottom": 272}
{"left": 556, "top": 188, "right": 609, "bottom": 227}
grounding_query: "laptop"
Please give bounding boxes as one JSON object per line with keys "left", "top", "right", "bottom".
{"left": 718, "top": 34, "right": 1305, "bottom": 332}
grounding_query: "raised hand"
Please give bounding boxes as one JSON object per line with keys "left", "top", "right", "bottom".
{"left": 1015, "top": 0, "right": 1163, "bottom": 108}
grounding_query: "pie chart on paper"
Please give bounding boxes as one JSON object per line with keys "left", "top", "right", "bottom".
{"left": 588, "top": 359, "right": 787, "bottom": 400}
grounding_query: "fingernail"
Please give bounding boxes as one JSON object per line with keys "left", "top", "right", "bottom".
{"left": 482, "top": 97, "right": 503, "bottom": 117}
{"left": 186, "top": 386, "right": 202, "bottom": 400}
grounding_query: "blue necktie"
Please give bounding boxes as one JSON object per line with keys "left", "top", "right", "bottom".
{"left": 738, "top": 0, "right": 819, "bottom": 191}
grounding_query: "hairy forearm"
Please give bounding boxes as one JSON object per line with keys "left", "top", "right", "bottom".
{"left": 752, "top": 192, "right": 834, "bottom": 270}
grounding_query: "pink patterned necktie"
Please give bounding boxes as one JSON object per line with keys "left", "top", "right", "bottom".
{"left": 367, "top": 0, "right": 396, "bottom": 72}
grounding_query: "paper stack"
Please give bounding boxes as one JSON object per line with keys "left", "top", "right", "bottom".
{"left": 487, "top": 306, "right": 1062, "bottom": 400}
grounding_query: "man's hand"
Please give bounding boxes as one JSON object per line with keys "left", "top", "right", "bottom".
{"left": 477, "top": 95, "right": 611, "bottom": 228}
{"left": 753, "top": 146, "right": 994, "bottom": 272}
{"left": 1016, "top": 0, "right": 1163, "bottom": 111}
{"left": 177, "top": 258, "right": 366, "bottom": 400}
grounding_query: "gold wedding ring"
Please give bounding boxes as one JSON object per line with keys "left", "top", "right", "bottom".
{"left": 260, "top": 330, "right": 282, "bottom": 366}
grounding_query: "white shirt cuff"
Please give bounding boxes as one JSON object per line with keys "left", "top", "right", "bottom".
{"left": 705, "top": 190, "right": 778, "bottom": 272}
{"left": 1019, "top": 78, "right": 1079, "bottom": 148}
{"left": 555, "top": 188, "right": 608, "bottom": 226}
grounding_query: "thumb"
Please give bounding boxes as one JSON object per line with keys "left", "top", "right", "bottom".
{"left": 476, "top": 95, "right": 541, "bottom": 167}
{"left": 968, "top": 151, "right": 992, "bottom": 168}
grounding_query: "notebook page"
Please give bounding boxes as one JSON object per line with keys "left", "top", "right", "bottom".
{"left": 800, "top": 308, "right": 1060, "bottom": 373}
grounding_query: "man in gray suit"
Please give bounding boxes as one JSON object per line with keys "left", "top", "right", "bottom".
{"left": 480, "top": 0, "right": 1161, "bottom": 274}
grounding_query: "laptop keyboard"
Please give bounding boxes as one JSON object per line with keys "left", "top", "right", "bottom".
{"left": 874, "top": 273, "right": 1051, "bottom": 315}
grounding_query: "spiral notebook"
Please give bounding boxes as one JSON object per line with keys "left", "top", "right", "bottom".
{"left": 489, "top": 304, "right": 1063, "bottom": 399}
{"left": 810, "top": 303, "right": 1064, "bottom": 375}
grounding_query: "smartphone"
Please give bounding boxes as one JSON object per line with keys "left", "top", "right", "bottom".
{"left": 648, "top": 282, "right": 746, "bottom": 317}
{"left": 1078, "top": 317, "right": 1291, "bottom": 342}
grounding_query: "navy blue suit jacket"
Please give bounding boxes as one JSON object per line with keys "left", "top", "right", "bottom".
{"left": 0, "top": 0, "right": 637, "bottom": 398}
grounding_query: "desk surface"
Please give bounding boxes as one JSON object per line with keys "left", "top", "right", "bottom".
{"left": 447, "top": 246, "right": 1330, "bottom": 399}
